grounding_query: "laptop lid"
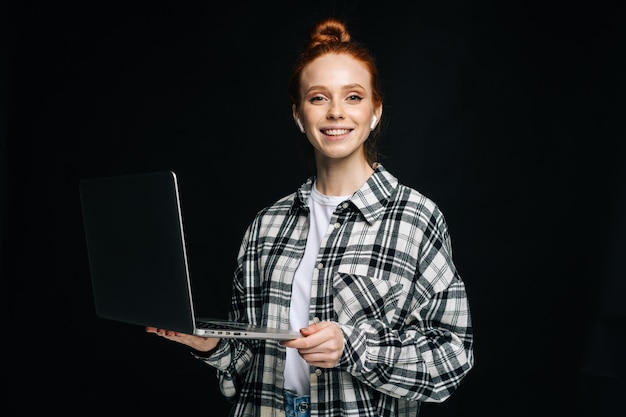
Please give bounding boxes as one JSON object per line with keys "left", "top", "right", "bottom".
{"left": 79, "top": 171, "right": 197, "bottom": 334}
{"left": 79, "top": 171, "right": 300, "bottom": 340}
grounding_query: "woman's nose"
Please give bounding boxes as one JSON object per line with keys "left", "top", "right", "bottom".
{"left": 326, "top": 103, "right": 345, "bottom": 119}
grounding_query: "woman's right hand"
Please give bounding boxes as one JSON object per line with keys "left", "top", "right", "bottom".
{"left": 146, "top": 326, "right": 221, "bottom": 353}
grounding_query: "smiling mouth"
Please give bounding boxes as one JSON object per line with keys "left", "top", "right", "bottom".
{"left": 321, "top": 129, "right": 352, "bottom": 136}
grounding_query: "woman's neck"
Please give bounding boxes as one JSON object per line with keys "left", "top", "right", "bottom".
{"left": 314, "top": 159, "right": 375, "bottom": 196}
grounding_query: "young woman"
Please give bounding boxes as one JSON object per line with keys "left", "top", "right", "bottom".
{"left": 147, "top": 17, "right": 474, "bottom": 417}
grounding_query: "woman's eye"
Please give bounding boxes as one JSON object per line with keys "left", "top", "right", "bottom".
{"left": 308, "top": 96, "right": 326, "bottom": 103}
{"left": 347, "top": 95, "right": 363, "bottom": 102}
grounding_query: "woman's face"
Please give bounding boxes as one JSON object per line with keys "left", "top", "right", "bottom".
{"left": 294, "top": 53, "right": 381, "bottom": 163}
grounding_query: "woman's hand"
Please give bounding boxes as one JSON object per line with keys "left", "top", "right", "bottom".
{"left": 280, "top": 321, "right": 344, "bottom": 368}
{"left": 146, "top": 326, "right": 220, "bottom": 353}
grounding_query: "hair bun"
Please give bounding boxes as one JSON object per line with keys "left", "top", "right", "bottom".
{"left": 308, "top": 17, "right": 351, "bottom": 48}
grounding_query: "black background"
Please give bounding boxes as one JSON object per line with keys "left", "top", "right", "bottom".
{"left": 2, "top": 1, "right": 624, "bottom": 416}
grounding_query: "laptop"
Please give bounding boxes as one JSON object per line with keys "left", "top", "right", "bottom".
{"left": 78, "top": 170, "right": 301, "bottom": 340}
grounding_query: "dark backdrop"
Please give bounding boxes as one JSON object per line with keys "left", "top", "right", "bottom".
{"left": 3, "top": 1, "right": 624, "bottom": 416}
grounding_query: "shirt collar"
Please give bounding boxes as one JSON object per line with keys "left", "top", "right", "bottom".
{"left": 293, "top": 164, "right": 398, "bottom": 224}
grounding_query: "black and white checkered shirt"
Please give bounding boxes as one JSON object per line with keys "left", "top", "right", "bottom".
{"left": 199, "top": 164, "right": 474, "bottom": 417}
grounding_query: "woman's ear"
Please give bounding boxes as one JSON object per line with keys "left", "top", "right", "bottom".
{"left": 292, "top": 104, "right": 305, "bottom": 133}
{"left": 371, "top": 105, "right": 383, "bottom": 130}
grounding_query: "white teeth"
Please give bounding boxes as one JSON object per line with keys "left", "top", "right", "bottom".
{"left": 322, "top": 129, "right": 350, "bottom": 136}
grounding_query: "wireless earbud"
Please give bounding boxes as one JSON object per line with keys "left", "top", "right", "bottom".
{"left": 370, "top": 116, "right": 377, "bottom": 130}
{"left": 296, "top": 119, "right": 305, "bottom": 133}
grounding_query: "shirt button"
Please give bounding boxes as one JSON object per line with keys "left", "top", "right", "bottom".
{"left": 317, "top": 263, "right": 323, "bottom": 269}
{"left": 313, "top": 317, "right": 320, "bottom": 324}
{"left": 315, "top": 368, "right": 323, "bottom": 377}
{"left": 333, "top": 222, "right": 341, "bottom": 229}
{"left": 342, "top": 202, "right": 349, "bottom": 209}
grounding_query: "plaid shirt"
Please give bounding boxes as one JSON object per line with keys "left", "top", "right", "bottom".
{"left": 198, "top": 164, "right": 474, "bottom": 417}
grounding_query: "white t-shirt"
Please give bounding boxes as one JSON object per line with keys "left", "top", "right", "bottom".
{"left": 284, "top": 183, "right": 350, "bottom": 395}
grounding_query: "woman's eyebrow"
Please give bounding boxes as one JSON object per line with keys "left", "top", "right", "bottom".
{"left": 305, "top": 83, "right": 367, "bottom": 94}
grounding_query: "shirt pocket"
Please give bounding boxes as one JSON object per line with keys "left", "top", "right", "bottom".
{"left": 332, "top": 272, "right": 403, "bottom": 327}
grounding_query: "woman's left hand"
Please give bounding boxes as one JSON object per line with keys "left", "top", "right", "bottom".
{"left": 280, "top": 321, "right": 344, "bottom": 368}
